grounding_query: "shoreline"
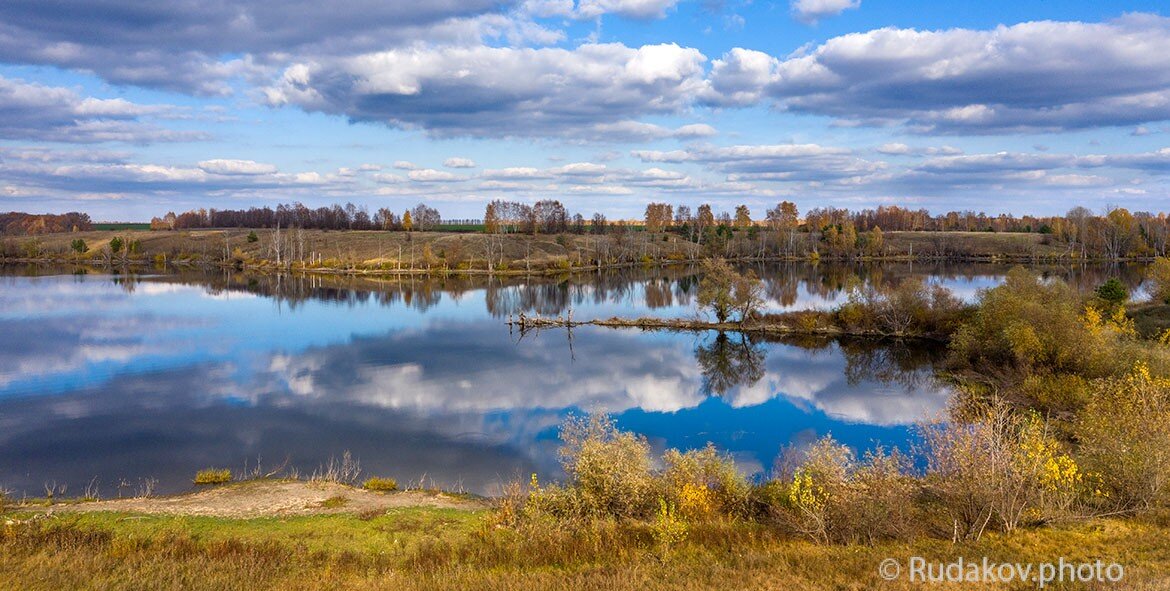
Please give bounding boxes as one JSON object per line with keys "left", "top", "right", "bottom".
{"left": 506, "top": 312, "right": 951, "bottom": 341}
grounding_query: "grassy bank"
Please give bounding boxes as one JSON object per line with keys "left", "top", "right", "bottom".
{"left": 0, "top": 228, "right": 1115, "bottom": 277}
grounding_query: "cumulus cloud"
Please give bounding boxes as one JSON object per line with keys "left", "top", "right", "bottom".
{"left": 706, "top": 14, "right": 1170, "bottom": 134}
{"left": 443, "top": 157, "right": 477, "bottom": 168}
{"left": 0, "top": 0, "right": 517, "bottom": 94}
{"left": 0, "top": 75, "right": 204, "bottom": 143}
{"left": 197, "top": 159, "right": 278, "bottom": 175}
{"left": 790, "top": 0, "right": 860, "bottom": 24}
{"left": 263, "top": 43, "right": 709, "bottom": 139}
{"left": 408, "top": 169, "right": 465, "bottom": 182}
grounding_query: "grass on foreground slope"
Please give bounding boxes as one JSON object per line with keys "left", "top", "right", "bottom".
{"left": 3, "top": 503, "right": 1170, "bottom": 590}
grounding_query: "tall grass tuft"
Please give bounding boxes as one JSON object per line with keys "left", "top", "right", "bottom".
{"left": 362, "top": 477, "right": 398, "bottom": 492}
{"left": 194, "top": 469, "right": 233, "bottom": 486}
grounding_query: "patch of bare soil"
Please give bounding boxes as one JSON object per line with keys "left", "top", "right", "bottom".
{"left": 54, "top": 480, "right": 486, "bottom": 518}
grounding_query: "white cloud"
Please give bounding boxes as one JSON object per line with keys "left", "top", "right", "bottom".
{"left": 264, "top": 42, "right": 709, "bottom": 139}
{"left": 197, "top": 159, "right": 278, "bottom": 175}
{"left": 408, "top": 168, "right": 464, "bottom": 182}
{"left": 443, "top": 157, "right": 477, "bottom": 168}
{"left": 0, "top": 75, "right": 203, "bottom": 143}
{"left": 747, "top": 14, "right": 1170, "bottom": 133}
{"left": 790, "top": 0, "right": 860, "bottom": 24}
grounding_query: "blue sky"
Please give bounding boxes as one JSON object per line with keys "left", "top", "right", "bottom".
{"left": 1, "top": 0, "right": 1169, "bottom": 220}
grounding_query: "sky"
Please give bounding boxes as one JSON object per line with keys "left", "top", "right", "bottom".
{"left": 2, "top": 0, "right": 1170, "bottom": 221}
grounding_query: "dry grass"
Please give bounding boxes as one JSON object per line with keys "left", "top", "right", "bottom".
{"left": 2, "top": 510, "right": 1170, "bottom": 590}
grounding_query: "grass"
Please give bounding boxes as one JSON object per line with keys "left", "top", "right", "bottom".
{"left": 193, "top": 468, "right": 233, "bottom": 485}
{"left": 363, "top": 477, "right": 399, "bottom": 492}
{"left": 2, "top": 508, "right": 1170, "bottom": 590}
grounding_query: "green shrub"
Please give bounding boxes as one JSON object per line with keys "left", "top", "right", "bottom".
{"left": 362, "top": 477, "right": 398, "bottom": 491}
{"left": 1095, "top": 278, "right": 1128, "bottom": 306}
{"left": 70, "top": 238, "right": 87, "bottom": 253}
{"left": 109, "top": 237, "right": 124, "bottom": 254}
{"left": 247, "top": 231, "right": 259, "bottom": 243}
{"left": 193, "top": 468, "right": 232, "bottom": 485}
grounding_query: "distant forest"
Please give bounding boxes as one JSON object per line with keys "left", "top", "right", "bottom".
{"left": 0, "top": 212, "right": 92, "bottom": 235}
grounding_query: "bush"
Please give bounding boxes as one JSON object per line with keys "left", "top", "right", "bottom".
{"left": 661, "top": 444, "right": 750, "bottom": 519}
{"left": 194, "top": 468, "right": 232, "bottom": 485}
{"left": 109, "top": 237, "right": 124, "bottom": 254}
{"left": 838, "top": 279, "right": 970, "bottom": 337}
{"left": 70, "top": 238, "right": 87, "bottom": 253}
{"left": 362, "top": 477, "right": 398, "bottom": 492}
{"left": 1149, "top": 257, "right": 1170, "bottom": 305}
{"left": 1076, "top": 363, "right": 1170, "bottom": 510}
{"left": 948, "top": 267, "right": 1129, "bottom": 377}
{"left": 772, "top": 437, "right": 917, "bottom": 544}
{"left": 918, "top": 402, "right": 1081, "bottom": 539}
{"left": 247, "top": 231, "right": 259, "bottom": 243}
{"left": 555, "top": 414, "right": 656, "bottom": 520}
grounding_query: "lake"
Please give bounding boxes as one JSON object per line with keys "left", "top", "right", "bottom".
{"left": 0, "top": 262, "right": 1149, "bottom": 497}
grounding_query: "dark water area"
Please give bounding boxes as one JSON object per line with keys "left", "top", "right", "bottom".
{"left": 0, "top": 261, "right": 1149, "bottom": 497}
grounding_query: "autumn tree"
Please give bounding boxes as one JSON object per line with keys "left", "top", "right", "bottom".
{"left": 765, "top": 201, "right": 799, "bottom": 232}
{"left": 697, "top": 258, "right": 764, "bottom": 323}
{"left": 591, "top": 212, "right": 608, "bottom": 235}
{"left": 695, "top": 204, "right": 715, "bottom": 241}
{"left": 402, "top": 210, "right": 413, "bottom": 232}
{"left": 734, "top": 205, "right": 752, "bottom": 228}
{"left": 644, "top": 202, "right": 673, "bottom": 232}
{"left": 484, "top": 202, "right": 500, "bottom": 234}
{"left": 411, "top": 203, "right": 440, "bottom": 231}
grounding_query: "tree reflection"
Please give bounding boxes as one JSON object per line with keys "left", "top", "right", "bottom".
{"left": 838, "top": 338, "right": 943, "bottom": 388}
{"left": 695, "top": 331, "right": 766, "bottom": 396}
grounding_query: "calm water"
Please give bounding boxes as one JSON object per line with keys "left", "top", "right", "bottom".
{"left": 0, "top": 262, "right": 1149, "bottom": 497}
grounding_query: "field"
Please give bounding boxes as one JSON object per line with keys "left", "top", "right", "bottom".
{"left": 90, "top": 222, "right": 153, "bottom": 232}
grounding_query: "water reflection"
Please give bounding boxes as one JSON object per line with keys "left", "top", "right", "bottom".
{"left": 0, "top": 262, "right": 1138, "bottom": 497}
{"left": 696, "top": 332, "right": 766, "bottom": 396}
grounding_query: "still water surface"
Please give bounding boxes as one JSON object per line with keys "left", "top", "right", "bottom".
{"left": 0, "top": 262, "right": 1147, "bottom": 496}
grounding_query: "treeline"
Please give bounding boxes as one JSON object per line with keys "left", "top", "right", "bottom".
{"left": 147, "top": 200, "right": 1170, "bottom": 259}
{"left": 150, "top": 202, "right": 441, "bottom": 232}
{"left": 0, "top": 212, "right": 91, "bottom": 235}
{"left": 638, "top": 201, "right": 1170, "bottom": 259}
